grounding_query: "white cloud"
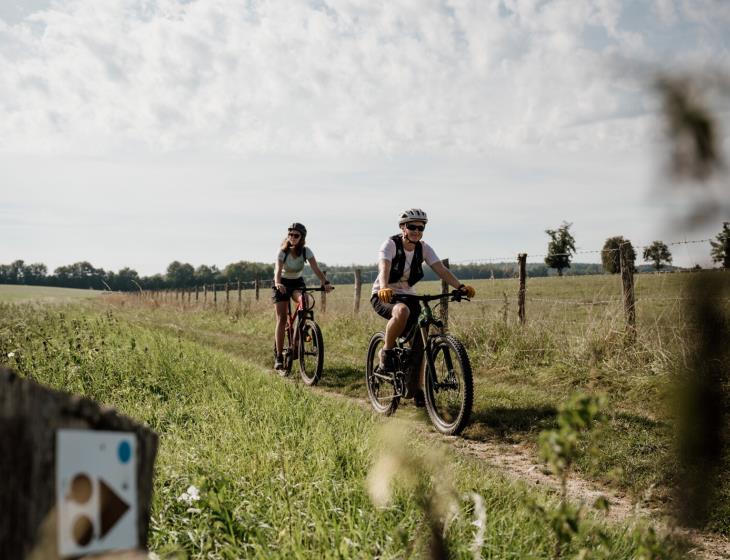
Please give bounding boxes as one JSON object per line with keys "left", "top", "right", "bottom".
{"left": 2, "top": 0, "right": 725, "bottom": 158}
{"left": 1, "top": 1, "right": 727, "bottom": 273}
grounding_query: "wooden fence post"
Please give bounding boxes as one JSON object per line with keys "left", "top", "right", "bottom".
{"left": 195, "top": 285, "right": 199, "bottom": 303}
{"left": 225, "top": 282, "right": 230, "bottom": 311}
{"left": 213, "top": 284, "right": 217, "bottom": 307}
{"left": 203, "top": 284, "right": 207, "bottom": 305}
{"left": 620, "top": 243, "right": 636, "bottom": 342}
{"left": 353, "top": 269, "right": 362, "bottom": 313}
{"left": 237, "top": 280, "right": 242, "bottom": 306}
{"left": 255, "top": 278, "right": 260, "bottom": 301}
{"left": 1, "top": 367, "right": 158, "bottom": 559}
{"left": 440, "top": 258, "right": 450, "bottom": 329}
{"left": 321, "top": 271, "right": 328, "bottom": 313}
{"left": 518, "top": 253, "right": 527, "bottom": 325}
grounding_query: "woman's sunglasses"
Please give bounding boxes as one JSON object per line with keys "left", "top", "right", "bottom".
{"left": 405, "top": 224, "right": 425, "bottom": 232}
{"left": 288, "top": 231, "right": 301, "bottom": 239}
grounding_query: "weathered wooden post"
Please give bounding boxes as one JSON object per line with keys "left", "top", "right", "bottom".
{"left": 440, "top": 258, "right": 450, "bottom": 329}
{"left": 619, "top": 243, "right": 636, "bottom": 342}
{"left": 195, "top": 285, "right": 199, "bottom": 304}
{"left": 225, "top": 282, "right": 230, "bottom": 312}
{"left": 203, "top": 284, "right": 207, "bottom": 306}
{"left": 237, "top": 280, "right": 242, "bottom": 306}
{"left": 0, "top": 367, "right": 158, "bottom": 559}
{"left": 353, "top": 269, "right": 362, "bottom": 313}
{"left": 255, "top": 277, "right": 260, "bottom": 302}
{"left": 213, "top": 284, "right": 217, "bottom": 308}
{"left": 321, "top": 271, "right": 328, "bottom": 313}
{"left": 518, "top": 253, "right": 527, "bottom": 325}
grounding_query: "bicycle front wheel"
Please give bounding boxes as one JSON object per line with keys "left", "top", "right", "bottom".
{"left": 365, "top": 331, "right": 399, "bottom": 415}
{"left": 424, "top": 334, "right": 473, "bottom": 435}
{"left": 299, "top": 319, "right": 324, "bottom": 385}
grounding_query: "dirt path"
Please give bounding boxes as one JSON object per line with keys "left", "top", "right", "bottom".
{"left": 303, "top": 381, "right": 730, "bottom": 560}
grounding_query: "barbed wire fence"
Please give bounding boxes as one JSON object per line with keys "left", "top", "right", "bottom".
{"left": 133, "top": 236, "right": 725, "bottom": 338}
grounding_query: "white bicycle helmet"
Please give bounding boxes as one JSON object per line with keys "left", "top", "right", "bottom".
{"left": 398, "top": 208, "right": 428, "bottom": 225}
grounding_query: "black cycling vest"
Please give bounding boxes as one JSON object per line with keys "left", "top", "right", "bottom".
{"left": 387, "top": 234, "right": 424, "bottom": 286}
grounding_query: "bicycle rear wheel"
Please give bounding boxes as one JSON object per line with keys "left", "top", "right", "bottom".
{"left": 299, "top": 319, "right": 324, "bottom": 385}
{"left": 365, "top": 332, "right": 400, "bottom": 415}
{"left": 424, "top": 334, "right": 473, "bottom": 435}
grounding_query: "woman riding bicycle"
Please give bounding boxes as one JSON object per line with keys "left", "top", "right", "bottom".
{"left": 371, "top": 208, "right": 476, "bottom": 398}
{"left": 273, "top": 222, "right": 332, "bottom": 370}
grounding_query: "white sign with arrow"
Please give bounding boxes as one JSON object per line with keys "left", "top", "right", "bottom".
{"left": 56, "top": 429, "right": 138, "bottom": 557}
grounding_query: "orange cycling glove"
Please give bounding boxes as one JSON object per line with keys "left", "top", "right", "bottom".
{"left": 459, "top": 284, "right": 476, "bottom": 298}
{"left": 378, "top": 288, "right": 394, "bottom": 303}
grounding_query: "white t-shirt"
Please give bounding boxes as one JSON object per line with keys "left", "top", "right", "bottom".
{"left": 371, "top": 238, "right": 440, "bottom": 295}
{"left": 277, "top": 247, "right": 314, "bottom": 279}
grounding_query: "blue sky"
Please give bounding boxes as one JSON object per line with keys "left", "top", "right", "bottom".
{"left": 1, "top": 0, "right": 729, "bottom": 275}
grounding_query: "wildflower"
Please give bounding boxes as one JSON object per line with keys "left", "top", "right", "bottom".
{"left": 7, "top": 352, "right": 15, "bottom": 358}
{"left": 148, "top": 553, "right": 161, "bottom": 560}
{"left": 177, "top": 485, "right": 200, "bottom": 505}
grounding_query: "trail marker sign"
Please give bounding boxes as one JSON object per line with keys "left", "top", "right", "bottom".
{"left": 56, "top": 430, "right": 138, "bottom": 557}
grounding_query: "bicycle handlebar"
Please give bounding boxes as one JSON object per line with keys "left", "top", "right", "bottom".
{"left": 392, "top": 289, "right": 469, "bottom": 303}
{"left": 300, "top": 285, "right": 334, "bottom": 292}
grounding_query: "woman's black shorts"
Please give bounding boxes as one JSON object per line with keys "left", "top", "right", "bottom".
{"left": 272, "top": 277, "right": 306, "bottom": 303}
{"left": 370, "top": 293, "right": 421, "bottom": 334}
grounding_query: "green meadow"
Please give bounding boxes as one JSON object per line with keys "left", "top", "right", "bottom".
{"left": 0, "top": 284, "right": 102, "bottom": 303}
{"left": 1, "top": 271, "right": 728, "bottom": 557}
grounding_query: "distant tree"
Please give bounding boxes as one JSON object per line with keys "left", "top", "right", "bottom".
{"left": 7, "top": 260, "right": 26, "bottom": 283}
{"left": 642, "top": 241, "right": 673, "bottom": 271}
{"left": 544, "top": 221, "right": 576, "bottom": 277}
{"left": 23, "top": 263, "right": 48, "bottom": 284}
{"left": 224, "top": 261, "right": 255, "bottom": 283}
{"left": 54, "top": 261, "right": 105, "bottom": 289}
{"left": 601, "top": 236, "right": 636, "bottom": 274}
{"left": 194, "top": 264, "right": 219, "bottom": 285}
{"left": 710, "top": 221, "right": 730, "bottom": 269}
{"left": 141, "top": 274, "right": 166, "bottom": 290}
{"left": 106, "top": 267, "right": 140, "bottom": 291}
{"left": 166, "top": 261, "right": 195, "bottom": 287}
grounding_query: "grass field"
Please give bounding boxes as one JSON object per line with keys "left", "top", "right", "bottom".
{"left": 1, "top": 273, "right": 727, "bottom": 558}
{"left": 0, "top": 284, "right": 102, "bottom": 303}
{"left": 114, "top": 271, "right": 730, "bottom": 534}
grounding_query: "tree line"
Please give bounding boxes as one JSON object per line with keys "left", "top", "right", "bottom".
{"left": 2, "top": 222, "right": 727, "bottom": 291}
{"left": 0, "top": 260, "right": 275, "bottom": 291}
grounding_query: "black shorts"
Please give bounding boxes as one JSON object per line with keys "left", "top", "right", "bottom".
{"left": 370, "top": 293, "right": 421, "bottom": 334}
{"left": 272, "top": 277, "right": 306, "bottom": 303}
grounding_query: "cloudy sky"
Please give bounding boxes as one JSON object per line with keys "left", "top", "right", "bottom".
{"left": 2, "top": 0, "right": 729, "bottom": 276}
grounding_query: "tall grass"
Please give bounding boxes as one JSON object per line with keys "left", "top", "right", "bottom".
{"left": 108, "top": 272, "right": 730, "bottom": 535}
{"left": 0, "top": 302, "right": 689, "bottom": 558}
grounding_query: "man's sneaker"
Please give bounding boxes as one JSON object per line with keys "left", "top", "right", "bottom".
{"left": 414, "top": 388, "right": 426, "bottom": 408}
{"left": 378, "top": 348, "right": 397, "bottom": 373}
{"left": 274, "top": 354, "right": 284, "bottom": 370}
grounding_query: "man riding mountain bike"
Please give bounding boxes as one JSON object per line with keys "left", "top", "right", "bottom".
{"left": 370, "top": 208, "right": 476, "bottom": 404}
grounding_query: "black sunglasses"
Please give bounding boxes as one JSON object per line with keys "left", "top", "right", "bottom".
{"left": 405, "top": 224, "right": 425, "bottom": 232}
{"left": 288, "top": 231, "right": 301, "bottom": 238}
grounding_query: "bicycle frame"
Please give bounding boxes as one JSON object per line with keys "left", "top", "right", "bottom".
{"left": 278, "top": 285, "right": 327, "bottom": 372}
{"left": 391, "top": 291, "right": 464, "bottom": 394}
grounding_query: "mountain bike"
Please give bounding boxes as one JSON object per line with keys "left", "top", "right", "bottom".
{"left": 365, "top": 290, "right": 473, "bottom": 435}
{"left": 274, "top": 285, "right": 331, "bottom": 385}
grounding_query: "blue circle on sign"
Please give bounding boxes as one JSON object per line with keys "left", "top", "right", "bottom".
{"left": 118, "top": 441, "right": 132, "bottom": 463}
